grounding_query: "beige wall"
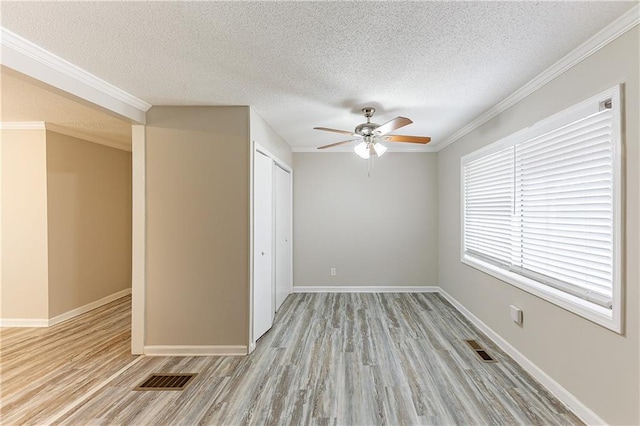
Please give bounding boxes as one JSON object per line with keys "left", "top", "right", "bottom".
{"left": 46, "top": 131, "right": 132, "bottom": 317}
{"left": 250, "top": 108, "right": 292, "bottom": 166}
{"left": 0, "top": 129, "right": 49, "bottom": 319}
{"left": 145, "top": 106, "right": 250, "bottom": 346}
{"left": 294, "top": 152, "right": 438, "bottom": 288}
{"left": 437, "top": 28, "right": 639, "bottom": 424}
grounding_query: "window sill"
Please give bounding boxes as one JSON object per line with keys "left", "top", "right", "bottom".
{"left": 461, "top": 253, "right": 622, "bottom": 334}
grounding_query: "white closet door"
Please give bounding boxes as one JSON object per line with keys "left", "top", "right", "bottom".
{"left": 274, "top": 165, "right": 291, "bottom": 311}
{"left": 253, "top": 151, "right": 273, "bottom": 340}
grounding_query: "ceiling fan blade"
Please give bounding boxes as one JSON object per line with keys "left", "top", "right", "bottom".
{"left": 383, "top": 135, "right": 431, "bottom": 144}
{"left": 313, "top": 127, "right": 355, "bottom": 136}
{"left": 317, "top": 139, "right": 358, "bottom": 150}
{"left": 374, "top": 116, "right": 412, "bottom": 136}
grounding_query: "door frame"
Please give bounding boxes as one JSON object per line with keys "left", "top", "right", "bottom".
{"left": 249, "top": 142, "right": 293, "bottom": 353}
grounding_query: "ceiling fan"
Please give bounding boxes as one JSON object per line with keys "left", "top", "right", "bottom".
{"left": 314, "top": 107, "right": 431, "bottom": 159}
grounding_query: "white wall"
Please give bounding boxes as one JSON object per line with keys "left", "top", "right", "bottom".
{"left": 294, "top": 152, "right": 438, "bottom": 288}
{"left": 437, "top": 27, "right": 639, "bottom": 425}
{"left": 249, "top": 108, "right": 292, "bottom": 166}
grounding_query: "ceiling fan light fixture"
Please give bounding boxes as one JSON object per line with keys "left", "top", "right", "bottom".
{"left": 354, "top": 141, "right": 370, "bottom": 159}
{"left": 374, "top": 142, "right": 387, "bottom": 157}
{"left": 314, "top": 107, "right": 431, "bottom": 158}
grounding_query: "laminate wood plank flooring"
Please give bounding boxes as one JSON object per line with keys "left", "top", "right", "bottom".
{"left": 9, "top": 292, "right": 583, "bottom": 425}
{"left": 0, "top": 296, "right": 137, "bottom": 425}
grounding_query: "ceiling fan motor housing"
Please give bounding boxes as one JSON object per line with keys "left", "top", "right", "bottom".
{"left": 355, "top": 122, "right": 380, "bottom": 136}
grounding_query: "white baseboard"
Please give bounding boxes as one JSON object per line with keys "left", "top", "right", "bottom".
{"left": 438, "top": 288, "right": 605, "bottom": 426}
{"left": 0, "top": 318, "right": 49, "bottom": 327}
{"left": 144, "top": 345, "right": 248, "bottom": 356}
{"left": 1, "top": 288, "right": 131, "bottom": 328}
{"left": 48, "top": 288, "right": 132, "bottom": 326}
{"left": 292, "top": 285, "right": 440, "bottom": 293}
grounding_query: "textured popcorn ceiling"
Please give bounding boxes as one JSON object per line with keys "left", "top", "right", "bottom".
{"left": 0, "top": 1, "right": 635, "bottom": 150}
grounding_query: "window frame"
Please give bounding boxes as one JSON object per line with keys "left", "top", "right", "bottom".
{"left": 460, "top": 85, "right": 623, "bottom": 333}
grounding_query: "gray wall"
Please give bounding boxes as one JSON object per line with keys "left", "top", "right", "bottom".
{"left": 294, "top": 152, "right": 438, "bottom": 288}
{"left": 437, "top": 28, "right": 639, "bottom": 425}
{"left": 145, "top": 106, "right": 250, "bottom": 346}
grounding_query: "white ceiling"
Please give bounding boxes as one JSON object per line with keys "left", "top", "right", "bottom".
{"left": 0, "top": 1, "right": 636, "bottom": 151}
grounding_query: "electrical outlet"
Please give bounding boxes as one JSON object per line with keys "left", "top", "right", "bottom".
{"left": 330, "top": 267, "right": 336, "bottom": 276}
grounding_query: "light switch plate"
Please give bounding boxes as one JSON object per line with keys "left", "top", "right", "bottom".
{"left": 510, "top": 305, "right": 523, "bottom": 325}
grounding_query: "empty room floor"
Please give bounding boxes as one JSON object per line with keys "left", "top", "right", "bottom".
{"left": 0, "top": 293, "right": 582, "bottom": 425}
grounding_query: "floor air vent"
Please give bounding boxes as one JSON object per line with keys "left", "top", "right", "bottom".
{"left": 134, "top": 373, "right": 197, "bottom": 391}
{"left": 464, "top": 339, "right": 497, "bottom": 363}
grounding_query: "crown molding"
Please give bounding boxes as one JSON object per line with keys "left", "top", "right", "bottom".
{"left": 0, "top": 121, "right": 46, "bottom": 130}
{"left": 1, "top": 27, "right": 151, "bottom": 124}
{"left": 434, "top": 4, "right": 639, "bottom": 152}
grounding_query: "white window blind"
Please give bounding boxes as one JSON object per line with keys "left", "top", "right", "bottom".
{"left": 462, "top": 87, "right": 620, "bottom": 320}
{"left": 513, "top": 109, "right": 614, "bottom": 308}
{"left": 464, "top": 146, "right": 515, "bottom": 267}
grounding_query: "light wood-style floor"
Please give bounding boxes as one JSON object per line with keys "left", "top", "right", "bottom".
{"left": 0, "top": 296, "right": 137, "bottom": 425}
{"left": 1, "top": 293, "right": 582, "bottom": 425}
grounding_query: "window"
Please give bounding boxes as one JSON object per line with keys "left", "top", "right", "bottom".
{"left": 461, "top": 86, "right": 622, "bottom": 333}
